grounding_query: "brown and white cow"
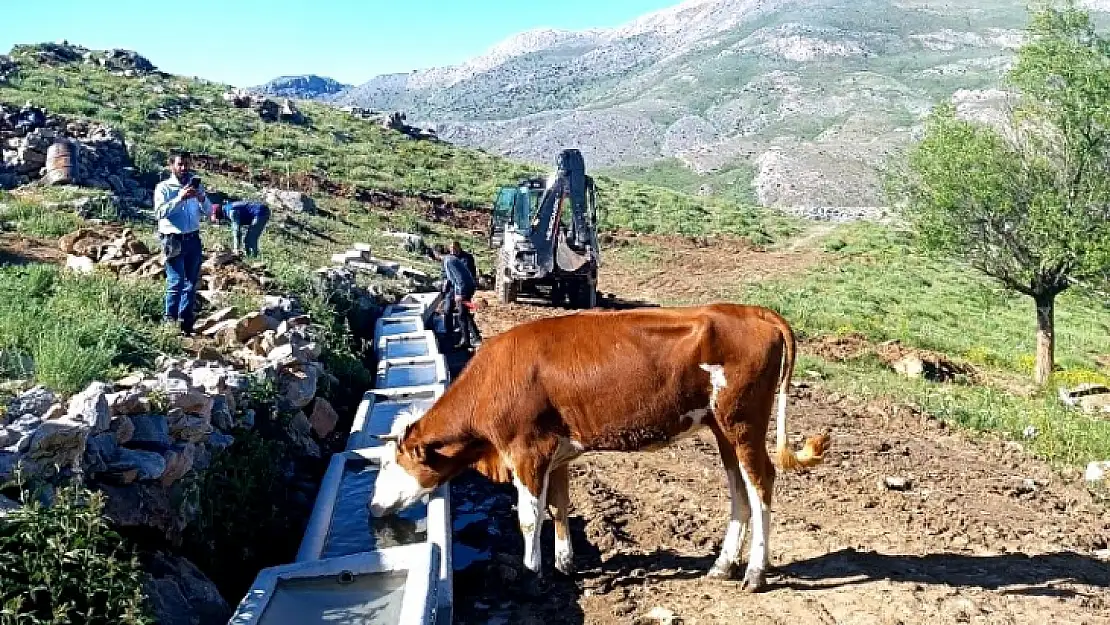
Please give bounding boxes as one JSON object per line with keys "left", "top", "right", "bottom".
{"left": 369, "top": 303, "right": 829, "bottom": 591}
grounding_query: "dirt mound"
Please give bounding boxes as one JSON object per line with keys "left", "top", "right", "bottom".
{"left": 804, "top": 334, "right": 978, "bottom": 383}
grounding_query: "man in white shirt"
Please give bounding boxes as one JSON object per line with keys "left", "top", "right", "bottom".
{"left": 153, "top": 151, "right": 211, "bottom": 335}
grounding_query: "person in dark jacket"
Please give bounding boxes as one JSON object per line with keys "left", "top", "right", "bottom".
{"left": 450, "top": 240, "right": 477, "bottom": 284}
{"left": 434, "top": 243, "right": 481, "bottom": 350}
{"left": 212, "top": 200, "right": 271, "bottom": 257}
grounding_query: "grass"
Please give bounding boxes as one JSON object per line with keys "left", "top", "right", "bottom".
{"left": 0, "top": 264, "right": 179, "bottom": 394}
{"left": 743, "top": 223, "right": 1110, "bottom": 466}
{"left": 738, "top": 223, "right": 1110, "bottom": 376}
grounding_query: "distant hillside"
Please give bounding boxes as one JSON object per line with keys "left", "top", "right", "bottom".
{"left": 311, "top": 0, "right": 1110, "bottom": 214}
{"left": 0, "top": 42, "right": 792, "bottom": 243}
{"left": 255, "top": 74, "right": 351, "bottom": 100}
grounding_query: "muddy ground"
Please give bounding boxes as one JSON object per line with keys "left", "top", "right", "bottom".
{"left": 449, "top": 235, "right": 1110, "bottom": 625}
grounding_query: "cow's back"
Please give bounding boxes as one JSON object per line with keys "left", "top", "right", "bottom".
{"left": 453, "top": 304, "right": 788, "bottom": 452}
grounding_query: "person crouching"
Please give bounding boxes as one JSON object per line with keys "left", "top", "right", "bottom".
{"left": 212, "top": 200, "right": 271, "bottom": 257}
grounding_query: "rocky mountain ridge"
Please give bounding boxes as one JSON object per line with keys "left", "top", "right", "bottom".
{"left": 255, "top": 74, "right": 351, "bottom": 100}
{"left": 266, "top": 0, "right": 1110, "bottom": 213}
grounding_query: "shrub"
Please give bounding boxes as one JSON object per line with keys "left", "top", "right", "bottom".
{"left": 0, "top": 485, "right": 152, "bottom": 625}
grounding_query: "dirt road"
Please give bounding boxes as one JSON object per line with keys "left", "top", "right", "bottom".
{"left": 450, "top": 235, "right": 1110, "bottom": 625}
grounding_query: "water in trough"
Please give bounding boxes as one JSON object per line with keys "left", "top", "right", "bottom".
{"left": 322, "top": 463, "right": 428, "bottom": 559}
{"left": 257, "top": 571, "right": 408, "bottom": 625}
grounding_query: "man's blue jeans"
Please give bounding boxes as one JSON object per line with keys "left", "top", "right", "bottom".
{"left": 164, "top": 231, "right": 203, "bottom": 329}
{"left": 232, "top": 212, "right": 269, "bottom": 257}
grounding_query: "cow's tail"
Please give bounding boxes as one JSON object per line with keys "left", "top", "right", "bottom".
{"left": 764, "top": 309, "right": 830, "bottom": 472}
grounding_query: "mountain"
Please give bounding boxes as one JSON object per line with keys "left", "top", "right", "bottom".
{"left": 255, "top": 74, "right": 351, "bottom": 100}
{"left": 319, "top": 0, "right": 1109, "bottom": 212}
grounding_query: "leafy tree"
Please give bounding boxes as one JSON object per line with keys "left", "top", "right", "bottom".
{"left": 898, "top": 2, "right": 1110, "bottom": 386}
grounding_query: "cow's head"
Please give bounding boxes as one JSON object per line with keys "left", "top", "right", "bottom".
{"left": 368, "top": 406, "right": 473, "bottom": 517}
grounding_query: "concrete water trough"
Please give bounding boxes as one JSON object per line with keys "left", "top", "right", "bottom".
{"left": 375, "top": 355, "right": 449, "bottom": 390}
{"left": 377, "top": 330, "right": 438, "bottom": 360}
{"left": 347, "top": 385, "right": 445, "bottom": 452}
{"left": 229, "top": 543, "right": 440, "bottom": 625}
{"left": 382, "top": 302, "right": 434, "bottom": 324}
{"left": 375, "top": 316, "right": 426, "bottom": 343}
{"left": 295, "top": 447, "right": 452, "bottom": 564}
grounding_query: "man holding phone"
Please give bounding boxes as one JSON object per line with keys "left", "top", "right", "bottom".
{"left": 154, "top": 150, "right": 212, "bottom": 335}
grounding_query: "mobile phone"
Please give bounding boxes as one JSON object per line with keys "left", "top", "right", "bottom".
{"left": 186, "top": 176, "right": 201, "bottom": 188}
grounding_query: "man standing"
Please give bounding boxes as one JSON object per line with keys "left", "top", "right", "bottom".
{"left": 213, "top": 200, "right": 271, "bottom": 257}
{"left": 154, "top": 151, "right": 211, "bottom": 335}
{"left": 434, "top": 243, "right": 480, "bottom": 350}
{"left": 450, "top": 240, "right": 477, "bottom": 284}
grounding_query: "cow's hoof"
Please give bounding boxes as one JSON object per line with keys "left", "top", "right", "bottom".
{"left": 740, "top": 568, "right": 766, "bottom": 593}
{"left": 706, "top": 561, "right": 738, "bottom": 580}
{"left": 554, "top": 554, "right": 576, "bottom": 577}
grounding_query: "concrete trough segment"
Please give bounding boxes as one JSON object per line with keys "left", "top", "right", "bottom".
{"left": 375, "top": 355, "right": 449, "bottom": 391}
{"left": 346, "top": 385, "right": 446, "bottom": 453}
{"left": 378, "top": 330, "right": 439, "bottom": 360}
{"left": 229, "top": 544, "right": 439, "bottom": 625}
{"left": 229, "top": 289, "right": 452, "bottom": 625}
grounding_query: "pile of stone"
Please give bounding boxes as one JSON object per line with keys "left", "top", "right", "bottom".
{"left": 82, "top": 48, "right": 157, "bottom": 76}
{"left": 0, "top": 55, "right": 14, "bottom": 84}
{"left": 60, "top": 226, "right": 273, "bottom": 293}
{"left": 8, "top": 42, "right": 157, "bottom": 77}
{"left": 262, "top": 186, "right": 316, "bottom": 214}
{"left": 0, "top": 300, "right": 340, "bottom": 535}
{"left": 0, "top": 103, "right": 150, "bottom": 206}
{"left": 324, "top": 240, "right": 433, "bottom": 288}
{"left": 380, "top": 111, "right": 439, "bottom": 141}
{"left": 221, "top": 89, "right": 306, "bottom": 125}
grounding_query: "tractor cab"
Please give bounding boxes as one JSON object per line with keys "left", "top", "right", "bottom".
{"left": 488, "top": 177, "right": 545, "bottom": 249}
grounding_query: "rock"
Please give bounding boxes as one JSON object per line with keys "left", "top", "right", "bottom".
{"left": 884, "top": 476, "right": 913, "bottom": 491}
{"left": 42, "top": 403, "right": 65, "bottom": 420}
{"left": 634, "top": 607, "right": 681, "bottom": 625}
{"left": 1022, "top": 425, "right": 1039, "bottom": 440}
{"left": 0, "top": 426, "right": 17, "bottom": 448}
{"left": 262, "top": 187, "right": 316, "bottom": 214}
{"left": 0, "top": 494, "right": 18, "bottom": 517}
{"left": 1086, "top": 461, "right": 1110, "bottom": 483}
{"left": 309, "top": 398, "right": 339, "bottom": 439}
{"left": 65, "top": 253, "right": 96, "bottom": 274}
{"left": 262, "top": 295, "right": 300, "bottom": 320}
{"left": 285, "top": 411, "right": 320, "bottom": 458}
{"left": 107, "top": 388, "right": 149, "bottom": 416}
{"left": 189, "top": 367, "right": 228, "bottom": 394}
{"left": 201, "top": 319, "right": 238, "bottom": 338}
{"left": 209, "top": 395, "right": 234, "bottom": 432}
{"left": 236, "top": 312, "right": 278, "bottom": 343}
{"left": 166, "top": 408, "right": 211, "bottom": 444}
{"left": 279, "top": 365, "right": 318, "bottom": 411}
{"left": 129, "top": 414, "right": 173, "bottom": 451}
{"left": 115, "top": 373, "right": 143, "bottom": 388}
{"left": 84, "top": 432, "right": 120, "bottom": 473}
{"left": 168, "top": 387, "right": 213, "bottom": 419}
{"left": 67, "top": 381, "right": 111, "bottom": 432}
{"left": 143, "top": 552, "right": 230, "bottom": 625}
{"left": 160, "top": 443, "right": 196, "bottom": 487}
{"left": 892, "top": 355, "right": 925, "bottom": 379}
{"left": 207, "top": 432, "right": 235, "bottom": 450}
{"left": 7, "top": 385, "right": 56, "bottom": 420}
{"left": 27, "top": 416, "right": 92, "bottom": 471}
{"left": 111, "top": 415, "right": 136, "bottom": 445}
{"left": 109, "top": 448, "right": 166, "bottom": 480}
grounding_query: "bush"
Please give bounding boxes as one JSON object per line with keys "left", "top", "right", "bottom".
{"left": 0, "top": 485, "right": 152, "bottom": 625}
{"left": 179, "top": 431, "right": 302, "bottom": 600}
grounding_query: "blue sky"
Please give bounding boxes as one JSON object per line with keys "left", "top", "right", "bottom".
{"left": 0, "top": 0, "right": 678, "bottom": 87}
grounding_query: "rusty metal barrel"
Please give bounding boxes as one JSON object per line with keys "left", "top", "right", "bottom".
{"left": 44, "top": 139, "right": 78, "bottom": 186}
